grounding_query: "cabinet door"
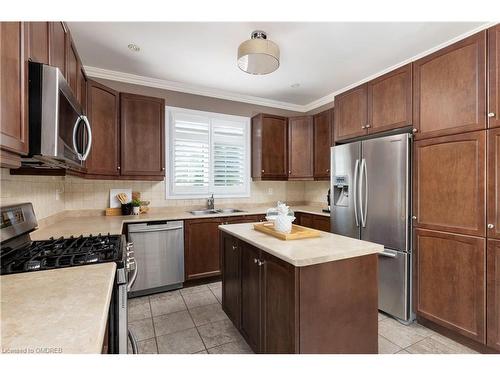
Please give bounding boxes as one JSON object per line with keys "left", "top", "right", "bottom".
{"left": 184, "top": 218, "right": 222, "bottom": 280}
{"left": 488, "top": 128, "right": 500, "bottom": 239}
{"left": 312, "top": 215, "right": 330, "bottom": 232}
{"left": 120, "top": 93, "right": 165, "bottom": 177}
{"left": 288, "top": 116, "right": 313, "bottom": 180}
{"left": 334, "top": 84, "right": 368, "bottom": 141}
{"left": 49, "top": 22, "right": 67, "bottom": 78}
{"left": 66, "top": 36, "right": 79, "bottom": 96}
{"left": 313, "top": 109, "right": 332, "bottom": 180}
{"left": 86, "top": 80, "right": 120, "bottom": 176}
{"left": 414, "top": 131, "right": 486, "bottom": 237}
{"left": 261, "top": 252, "right": 296, "bottom": 353}
{"left": 0, "top": 22, "right": 28, "bottom": 156}
{"left": 240, "top": 242, "right": 262, "bottom": 352}
{"left": 488, "top": 25, "right": 500, "bottom": 128}
{"left": 299, "top": 213, "right": 313, "bottom": 228}
{"left": 413, "top": 31, "right": 486, "bottom": 139}
{"left": 225, "top": 215, "right": 260, "bottom": 224}
{"left": 367, "top": 64, "right": 412, "bottom": 134}
{"left": 415, "top": 229, "right": 486, "bottom": 343}
{"left": 252, "top": 114, "right": 288, "bottom": 180}
{"left": 487, "top": 239, "right": 500, "bottom": 351}
{"left": 77, "top": 66, "right": 87, "bottom": 114}
{"left": 27, "top": 22, "right": 49, "bottom": 64}
{"left": 221, "top": 233, "right": 241, "bottom": 328}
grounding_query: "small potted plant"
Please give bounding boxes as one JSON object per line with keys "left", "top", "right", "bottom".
{"left": 131, "top": 199, "right": 141, "bottom": 215}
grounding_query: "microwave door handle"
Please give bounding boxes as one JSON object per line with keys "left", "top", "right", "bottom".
{"left": 72, "top": 116, "right": 84, "bottom": 160}
{"left": 80, "top": 115, "right": 92, "bottom": 161}
{"left": 353, "top": 159, "right": 359, "bottom": 227}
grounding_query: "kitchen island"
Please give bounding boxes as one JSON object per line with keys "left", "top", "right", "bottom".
{"left": 219, "top": 223, "right": 383, "bottom": 354}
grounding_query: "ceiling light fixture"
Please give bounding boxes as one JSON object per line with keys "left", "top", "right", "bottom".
{"left": 128, "top": 43, "right": 140, "bottom": 52}
{"left": 237, "top": 31, "right": 280, "bottom": 75}
{"left": 291, "top": 83, "right": 300, "bottom": 88}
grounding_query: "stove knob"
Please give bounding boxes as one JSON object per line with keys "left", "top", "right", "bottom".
{"left": 126, "top": 257, "right": 136, "bottom": 271}
{"left": 127, "top": 250, "right": 135, "bottom": 257}
{"left": 126, "top": 242, "right": 134, "bottom": 250}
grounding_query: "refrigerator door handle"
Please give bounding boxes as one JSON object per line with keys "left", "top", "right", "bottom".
{"left": 353, "top": 159, "right": 360, "bottom": 227}
{"left": 359, "top": 158, "right": 367, "bottom": 227}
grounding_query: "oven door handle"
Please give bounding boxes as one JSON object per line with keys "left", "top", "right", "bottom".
{"left": 127, "top": 262, "right": 138, "bottom": 292}
{"left": 128, "top": 329, "right": 139, "bottom": 354}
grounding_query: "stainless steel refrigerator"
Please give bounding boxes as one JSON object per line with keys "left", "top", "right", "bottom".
{"left": 330, "top": 133, "right": 412, "bottom": 322}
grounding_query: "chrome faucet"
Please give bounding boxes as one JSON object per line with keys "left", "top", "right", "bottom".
{"left": 207, "top": 194, "right": 215, "bottom": 210}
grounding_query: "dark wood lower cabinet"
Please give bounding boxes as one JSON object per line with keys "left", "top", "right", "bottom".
{"left": 221, "top": 231, "right": 378, "bottom": 353}
{"left": 296, "top": 212, "right": 330, "bottom": 232}
{"left": 184, "top": 218, "right": 223, "bottom": 281}
{"left": 239, "top": 241, "right": 262, "bottom": 351}
{"left": 487, "top": 239, "right": 500, "bottom": 351}
{"left": 414, "top": 229, "right": 486, "bottom": 343}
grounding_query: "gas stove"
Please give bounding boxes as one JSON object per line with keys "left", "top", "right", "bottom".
{"left": 0, "top": 233, "right": 124, "bottom": 275}
{"left": 0, "top": 203, "right": 137, "bottom": 354}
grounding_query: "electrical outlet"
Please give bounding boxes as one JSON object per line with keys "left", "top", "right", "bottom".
{"left": 55, "top": 188, "right": 63, "bottom": 201}
{"left": 267, "top": 188, "right": 274, "bottom": 195}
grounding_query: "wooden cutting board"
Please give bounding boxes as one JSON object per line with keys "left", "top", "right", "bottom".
{"left": 253, "top": 222, "right": 321, "bottom": 240}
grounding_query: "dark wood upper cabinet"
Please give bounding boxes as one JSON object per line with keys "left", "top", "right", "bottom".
{"left": 85, "top": 80, "right": 120, "bottom": 176}
{"left": 119, "top": 93, "right": 165, "bottom": 177}
{"left": 288, "top": 116, "right": 313, "bottom": 180}
{"left": 49, "top": 22, "right": 67, "bottom": 79}
{"left": 413, "top": 131, "right": 486, "bottom": 237}
{"left": 239, "top": 241, "right": 262, "bottom": 352}
{"left": 251, "top": 114, "right": 288, "bottom": 180}
{"left": 489, "top": 25, "right": 500, "bottom": 129}
{"left": 26, "top": 22, "right": 49, "bottom": 64}
{"left": 413, "top": 31, "right": 486, "bottom": 139}
{"left": 77, "top": 66, "right": 87, "bottom": 114}
{"left": 367, "top": 63, "right": 412, "bottom": 134}
{"left": 0, "top": 22, "right": 29, "bottom": 160}
{"left": 184, "top": 218, "right": 222, "bottom": 281}
{"left": 488, "top": 128, "right": 500, "bottom": 240}
{"left": 334, "top": 84, "right": 368, "bottom": 141}
{"left": 415, "top": 229, "right": 486, "bottom": 344}
{"left": 487, "top": 239, "right": 500, "bottom": 351}
{"left": 313, "top": 109, "right": 333, "bottom": 180}
{"left": 66, "top": 35, "right": 79, "bottom": 97}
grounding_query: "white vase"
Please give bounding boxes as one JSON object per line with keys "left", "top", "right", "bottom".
{"left": 132, "top": 206, "right": 140, "bottom": 215}
{"left": 275, "top": 213, "right": 294, "bottom": 233}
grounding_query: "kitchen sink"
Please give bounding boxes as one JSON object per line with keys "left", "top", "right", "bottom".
{"left": 188, "top": 208, "right": 246, "bottom": 216}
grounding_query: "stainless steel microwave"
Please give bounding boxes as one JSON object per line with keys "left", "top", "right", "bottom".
{"left": 24, "top": 62, "right": 92, "bottom": 170}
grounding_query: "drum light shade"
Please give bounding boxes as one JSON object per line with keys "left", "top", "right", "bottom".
{"left": 237, "top": 31, "right": 280, "bottom": 75}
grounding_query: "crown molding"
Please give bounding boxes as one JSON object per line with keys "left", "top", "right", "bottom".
{"left": 83, "top": 66, "right": 306, "bottom": 112}
{"left": 85, "top": 21, "right": 496, "bottom": 114}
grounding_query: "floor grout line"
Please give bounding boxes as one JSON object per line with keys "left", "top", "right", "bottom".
{"left": 179, "top": 291, "right": 209, "bottom": 353}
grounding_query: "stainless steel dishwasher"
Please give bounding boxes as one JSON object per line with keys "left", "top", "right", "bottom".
{"left": 127, "top": 221, "right": 184, "bottom": 297}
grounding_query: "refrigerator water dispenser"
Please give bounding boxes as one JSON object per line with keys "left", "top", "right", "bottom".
{"left": 333, "top": 175, "right": 349, "bottom": 207}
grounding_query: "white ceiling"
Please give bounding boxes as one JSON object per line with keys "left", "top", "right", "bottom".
{"left": 68, "top": 22, "right": 489, "bottom": 111}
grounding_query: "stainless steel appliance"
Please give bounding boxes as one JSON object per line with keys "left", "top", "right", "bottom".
{"left": 23, "top": 62, "right": 92, "bottom": 170}
{"left": 330, "top": 133, "right": 412, "bottom": 322}
{"left": 127, "top": 221, "right": 184, "bottom": 297}
{"left": 0, "top": 203, "right": 137, "bottom": 354}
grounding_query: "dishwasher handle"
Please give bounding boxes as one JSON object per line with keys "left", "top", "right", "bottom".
{"left": 128, "top": 225, "right": 183, "bottom": 234}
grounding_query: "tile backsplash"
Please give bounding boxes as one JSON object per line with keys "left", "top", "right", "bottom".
{"left": 1, "top": 169, "right": 330, "bottom": 219}
{"left": 0, "top": 169, "right": 65, "bottom": 220}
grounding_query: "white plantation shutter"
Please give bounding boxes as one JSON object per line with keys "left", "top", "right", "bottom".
{"left": 167, "top": 108, "right": 250, "bottom": 198}
{"left": 212, "top": 120, "right": 246, "bottom": 194}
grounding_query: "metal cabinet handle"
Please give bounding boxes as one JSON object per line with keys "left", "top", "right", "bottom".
{"left": 488, "top": 223, "right": 495, "bottom": 229}
{"left": 254, "top": 258, "right": 259, "bottom": 264}
{"left": 117, "top": 166, "right": 121, "bottom": 170}
{"left": 261, "top": 169, "right": 265, "bottom": 173}
{"left": 488, "top": 112, "right": 496, "bottom": 118}
{"left": 232, "top": 244, "right": 237, "bottom": 251}
{"left": 412, "top": 216, "right": 417, "bottom": 220}
{"left": 412, "top": 128, "right": 418, "bottom": 134}
{"left": 365, "top": 124, "right": 371, "bottom": 128}
{"left": 288, "top": 170, "right": 291, "bottom": 174}
{"left": 361, "top": 125, "right": 366, "bottom": 129}
{"left": 326, "top": 169, "right": 329, "bottom": 172}
{"left": 257, "top": 260, "right": 265, "bottom": 266}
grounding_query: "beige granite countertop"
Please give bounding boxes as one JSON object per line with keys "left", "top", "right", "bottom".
{"left": 219, "top": 223, "right": 383, "bottom": 267}
{"left": 30, "top": 204, "right": 330, "bottom": 240}
{"left": 0, "top": 263, "right": 116, "bottom": 354}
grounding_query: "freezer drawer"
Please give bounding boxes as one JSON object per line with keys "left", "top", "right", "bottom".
{"left": 378, "top": 249, "right": 410, "bottom": 321}
{"left": 128, "top": 221, "right": 184, "bottom": 297}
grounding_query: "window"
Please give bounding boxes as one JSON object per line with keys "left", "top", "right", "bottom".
{"left": 166, "top": 107, "right": 250, "bottom": 199}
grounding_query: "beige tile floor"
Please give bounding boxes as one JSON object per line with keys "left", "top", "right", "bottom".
{"left": 128, "top": 281, "right": 478, "bottom": 354}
